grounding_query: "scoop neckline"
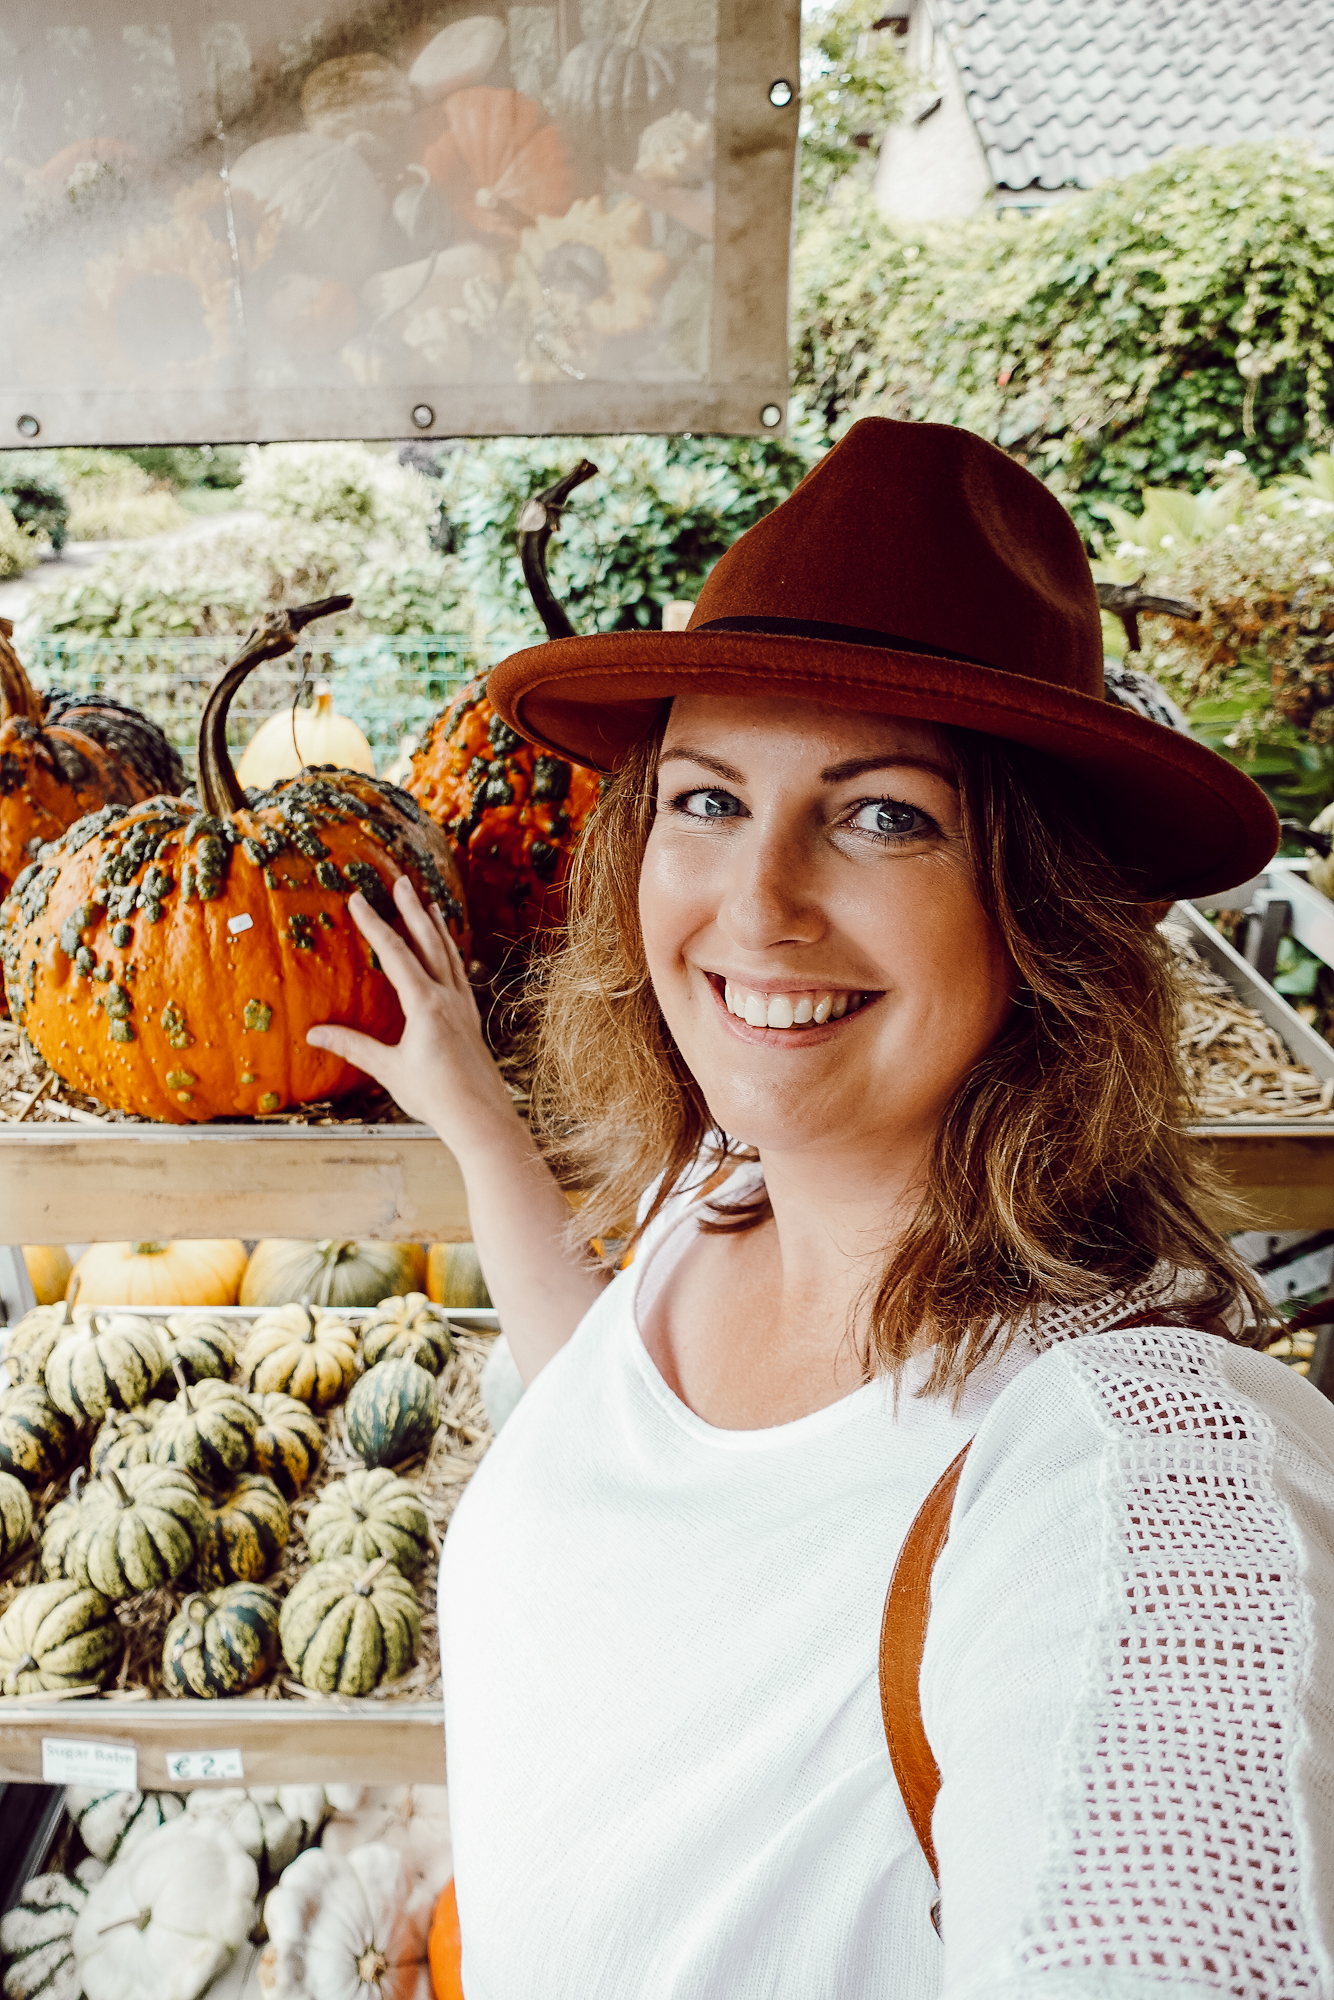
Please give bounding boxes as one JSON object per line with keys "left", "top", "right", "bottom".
{"left": 623, "top": 1166, "right": 914, "bottom": 1450}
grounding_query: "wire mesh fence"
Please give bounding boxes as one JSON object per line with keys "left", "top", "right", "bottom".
{"left": 19, "top": 634, "right": 481, "bottom": 777}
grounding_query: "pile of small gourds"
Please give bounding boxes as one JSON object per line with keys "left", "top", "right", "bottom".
{"left": 0, "top": 1290, "right": 462, "bottom": 1702}
{"left": 0, "top": 1778, "right": 461, "bottom": 2000}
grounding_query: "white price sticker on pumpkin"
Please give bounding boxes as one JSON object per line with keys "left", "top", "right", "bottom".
{"left": 164, "top": 1749, "right": 244, "bottom": 1782}
{"left": 42, "top": 1737, "right": 138, "bottom": 1790}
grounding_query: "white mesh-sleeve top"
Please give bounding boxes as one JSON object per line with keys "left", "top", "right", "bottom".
{"left": 437, "top": 1175, "right": 1334, "bottom": 1999}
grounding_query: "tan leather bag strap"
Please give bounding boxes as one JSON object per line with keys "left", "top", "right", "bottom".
{"left": 878, "top": 1443, "right": 972, "bottom": 1882}
{"left": 879, "top": 1310, "right": 1206, "bottom": 1881}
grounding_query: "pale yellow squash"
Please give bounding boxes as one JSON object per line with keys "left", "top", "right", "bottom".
{"left": 236, "top": 682, "right": 375, "bottom": 789}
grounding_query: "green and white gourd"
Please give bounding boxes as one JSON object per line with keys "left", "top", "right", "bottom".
{"left": 184, "top": 1786, "right": 319, "bottom": 1877}
{"left": 162, "top": 1583, "right": 281, "bottom": 1699}
{"left": 0, "top": 1858, "right": 106, "bottom": 2000}
{"left": 148, "top": 1376, "right": 258, "bottom": 1487}
{"left": 1, "top": 1302, "right": 88, "bottom": 1392}
{"left": 0, "top": 1387, "right": 74, "bottom": 1491}
{"left": 0, "top": 1470, "right": 33, "bottom": 1564}
{"left": 44, "top": 1315, "right": 167, "bottom": 1423}
{"left": 0, "top": 1580, "right": 120, "bottom": 1696}
{"left": 43, "top": 1465, "right": 206, "bottom": 1600}
{"left": 66, "top": 1787, "right": 186, "bottom": 1864}
{"left": 71, "top": 1819, "right": 258, "bottom": 2000}
{"left": 248, "top": 1392, "right": 322, "bottom": 1499}
{"left": 304, "top": 1469, "right": 432, "bottom": 1574}
{"left": 157, "top": 1314, "right": 236, "bottom": 1388}
{"left": 279, "top": 1555, "right": 421, "bottom": 1695}
{"left": 195, "top": 1475, "right": 289, "bottom": 1589}
{"left": 360, "top": 1293, "right": 455, "bottom": 1374}
{"left": 344, "top": 1359, "right": 438, "bottom": 1468}
{"left": 89, "top": 1407, "right": 157, "bottom": 1478}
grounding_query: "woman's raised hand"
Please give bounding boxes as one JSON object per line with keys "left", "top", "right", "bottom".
{"left": 306, "top": 874, "right": 517, "bottom": 1156}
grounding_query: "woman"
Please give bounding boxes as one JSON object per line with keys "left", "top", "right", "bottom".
{"left": 310, "top": 421, "right": 1334, "bottom": 1998}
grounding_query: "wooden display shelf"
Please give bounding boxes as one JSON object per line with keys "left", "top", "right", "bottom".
{"left": 0, "top": 1122, "right": 470, "bottom": 1246}
{"left": 0, "top": 1697, "right": 448, "bottom": 1788}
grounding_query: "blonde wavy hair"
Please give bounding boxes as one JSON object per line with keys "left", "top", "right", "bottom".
{"left": 526, "top": 717, "right": 1277, "bottom": 1395}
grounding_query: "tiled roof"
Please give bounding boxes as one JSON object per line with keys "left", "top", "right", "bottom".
{"left": 935, "top": 0, "right": 1334, "bottom": 191}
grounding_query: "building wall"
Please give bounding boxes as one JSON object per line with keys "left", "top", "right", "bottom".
{"left": 873, "top": 0, "right": 993, "bottom": 221}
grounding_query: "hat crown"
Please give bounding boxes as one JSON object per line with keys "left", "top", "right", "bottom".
{"left": 691, "top": 418, "right": 1103, "bottom": 697}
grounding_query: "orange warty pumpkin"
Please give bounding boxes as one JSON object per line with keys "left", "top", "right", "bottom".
{"left": 0, "top": 631, "right": 182, "bottom": 907}
{"left": 406, "top": 679, "right": 600, "bottom": 976}
{"left": 423, "top": 86, "right": 576, "bottom": 239}
{"left": 0, "top": 599, "right": 471, "bottom": 1124}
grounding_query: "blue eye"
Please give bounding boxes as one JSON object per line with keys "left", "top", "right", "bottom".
{"left": 849, "top": 800, "right": 934, "bottom": 840}
{"left": 681, "top": 789, "right": 743, "bottom": 819}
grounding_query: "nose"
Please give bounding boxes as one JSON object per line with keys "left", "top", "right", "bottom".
{"left": 715, "top": 813, "right": 826, "bottom": 954}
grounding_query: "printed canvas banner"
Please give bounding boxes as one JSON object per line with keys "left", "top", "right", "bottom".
{"left": 0, "top": 0, "right": 798, "bottom": 445}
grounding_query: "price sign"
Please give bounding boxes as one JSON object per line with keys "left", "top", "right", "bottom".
{"left": 165, "top": 1748, "right": 245, "bottom": 1782}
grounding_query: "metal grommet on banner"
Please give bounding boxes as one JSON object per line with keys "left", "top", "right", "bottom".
{"left": 760, "top": 404, "right": 783, "bottom": 429}
{"left": 15, "top": 415, "right": 39, "bottom": 438}
{"left": 769, "top": 78, "right": 793, "bottom": 105}
{"left": 411, "top": 404, "right": 435, "bottom": 430}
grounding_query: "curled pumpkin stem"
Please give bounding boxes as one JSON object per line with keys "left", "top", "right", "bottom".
{"left": 197, "top": 597, "right": 353, "bottom": 817}
{"left": 517, "top": 461, "right": 598, "bottom": 641}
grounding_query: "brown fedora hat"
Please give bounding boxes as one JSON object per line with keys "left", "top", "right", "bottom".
{"left": 488, "top": 418, "right": 1277, "bottom": 899}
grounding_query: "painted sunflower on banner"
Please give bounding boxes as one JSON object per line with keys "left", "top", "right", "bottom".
{"left": 83, "top": 216, "right": 236, "bottom": 389}
{"left": 507, "top": 196, "right": 669, "bottom": 382}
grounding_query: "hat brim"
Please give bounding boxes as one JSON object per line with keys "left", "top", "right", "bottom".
{"left": 488, "top": 628, "right": 1279, "bottom": 902}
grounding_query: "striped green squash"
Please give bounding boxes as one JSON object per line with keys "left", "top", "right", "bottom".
{"left": 304, "top": 1469, "right": 431, "bottom": 1574}
{"left": 344, "top": 1360, "right": 438, "bottom": 1469}
{"left": 249, "top": 1392, "right": 322, "bottom": 1499}
{"left": 0, "top": 1386, "right": 74, "bottom": 1492}
{"left": 0, "top": 1470, "right": 33, "bottom": 1565}
{"left": 2, "top": 1301, "right": 83, "bottom": 1391}
{"left": 89, "top": 1406, "right": 157, "bottom": 1478}
{"left": 43, "top": 1314, "right": 167, "bottom": 1424}
{"left": 360, "top": 1293, "right": 455, "bottom": 1375}
{"left": 0, "top": 1580, "right": 120, "bottom": 1696}
{"left": 157, "top": 1313, "right": 237, "bottom": 1387}
{"left": 148, "top": 1377, "right": 258, "bottom": 1487}
{"left": 64, "top": 1787, "right": 184, "bottom": 1863}
{"left": 196, "top": 1474, "right": 289, "bottom": 1588}
{"left": 162, "top": 1583, "right": 282, "bottom": 1698}
{"left": 0, "top": 1858, "right": 105, "bottom": 2000}
{"left": 44, "top": 1465, "right": 206, "bottom": 1600}
{"left": 279, "top": 1555, "right": 420, "bottom": 1695}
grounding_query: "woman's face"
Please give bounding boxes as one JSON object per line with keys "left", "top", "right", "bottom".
{"left": 638, "top": 695, "right": 1017, "bottom": 1170}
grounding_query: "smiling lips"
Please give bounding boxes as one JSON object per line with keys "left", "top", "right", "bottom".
{"left": 721, "top": 981, "right": 872, "bottom": 1031}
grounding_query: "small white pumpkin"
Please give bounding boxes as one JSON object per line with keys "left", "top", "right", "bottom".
{"left": 72, "top": 1820, "right": 257, "bottom": 2000}
{"left": 65, "top": 1786, "right": 186, "bottom": 1864}
{"left": 257, "top": 1842, "right": 434, "bottom": 2000}
{"left": 236, "top": 684, "right": 376, "bottom": 791}
{"left": 0, "top": 1859, "right": 104, "bottom": 2000}
{"left": 184, "top": 1786, "right": 326, "bottom": 1878}
{"left": 320, "top": 1787, "right": 452, "bottom": 1897}
{"left": 408, "top": 16, "right": 506, "bottom": 99}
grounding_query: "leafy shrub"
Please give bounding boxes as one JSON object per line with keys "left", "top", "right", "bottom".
{"left": 238, "top": 442, "right": 439, "bottom": 547}
{"left": 443, "top": 433, "right": 816, "bottom": 656}
{"left": 0, "top": 453, "right": 69, "bottom": 552}
{"left": 800, "top": 0, "right": 914, "bottom": 209}
{"left": 48, "top": 449, "right": 188, "bottom": 542}
{"left": 793, "top": 143, "right": 1334, "bottom": 533}
{"left": 0, "top": 503, "right": 41, "bottom": 579}
{"left": 1102, "top": 458, "right": 1334, "bottom": 816}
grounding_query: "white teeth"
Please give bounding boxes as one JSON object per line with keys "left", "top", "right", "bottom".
{"left": 722, "top": 983, "right": 866, "bottom": 1028}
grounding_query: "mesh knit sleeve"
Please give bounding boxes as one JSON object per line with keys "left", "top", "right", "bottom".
{"left": 921, "top": 1327, "right": 1334, "bottom": 2000}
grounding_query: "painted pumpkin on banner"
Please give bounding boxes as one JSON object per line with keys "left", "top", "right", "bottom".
{"left": 423, "top": 86, "right": 576, "bottom": 240}
{"left": 0, "top": 600, "right": 470, "bottom": 1122}
{"left": 406, "top": 679, "right": 599, "bottom": 975}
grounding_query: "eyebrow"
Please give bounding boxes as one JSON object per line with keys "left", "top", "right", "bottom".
{"left": 658, "top": 747, "right": 957, "bottom": 786}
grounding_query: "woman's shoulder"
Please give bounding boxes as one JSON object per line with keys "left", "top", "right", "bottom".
{"left": 955, "top": 1318, "right": 1334, "bottom": 1544}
